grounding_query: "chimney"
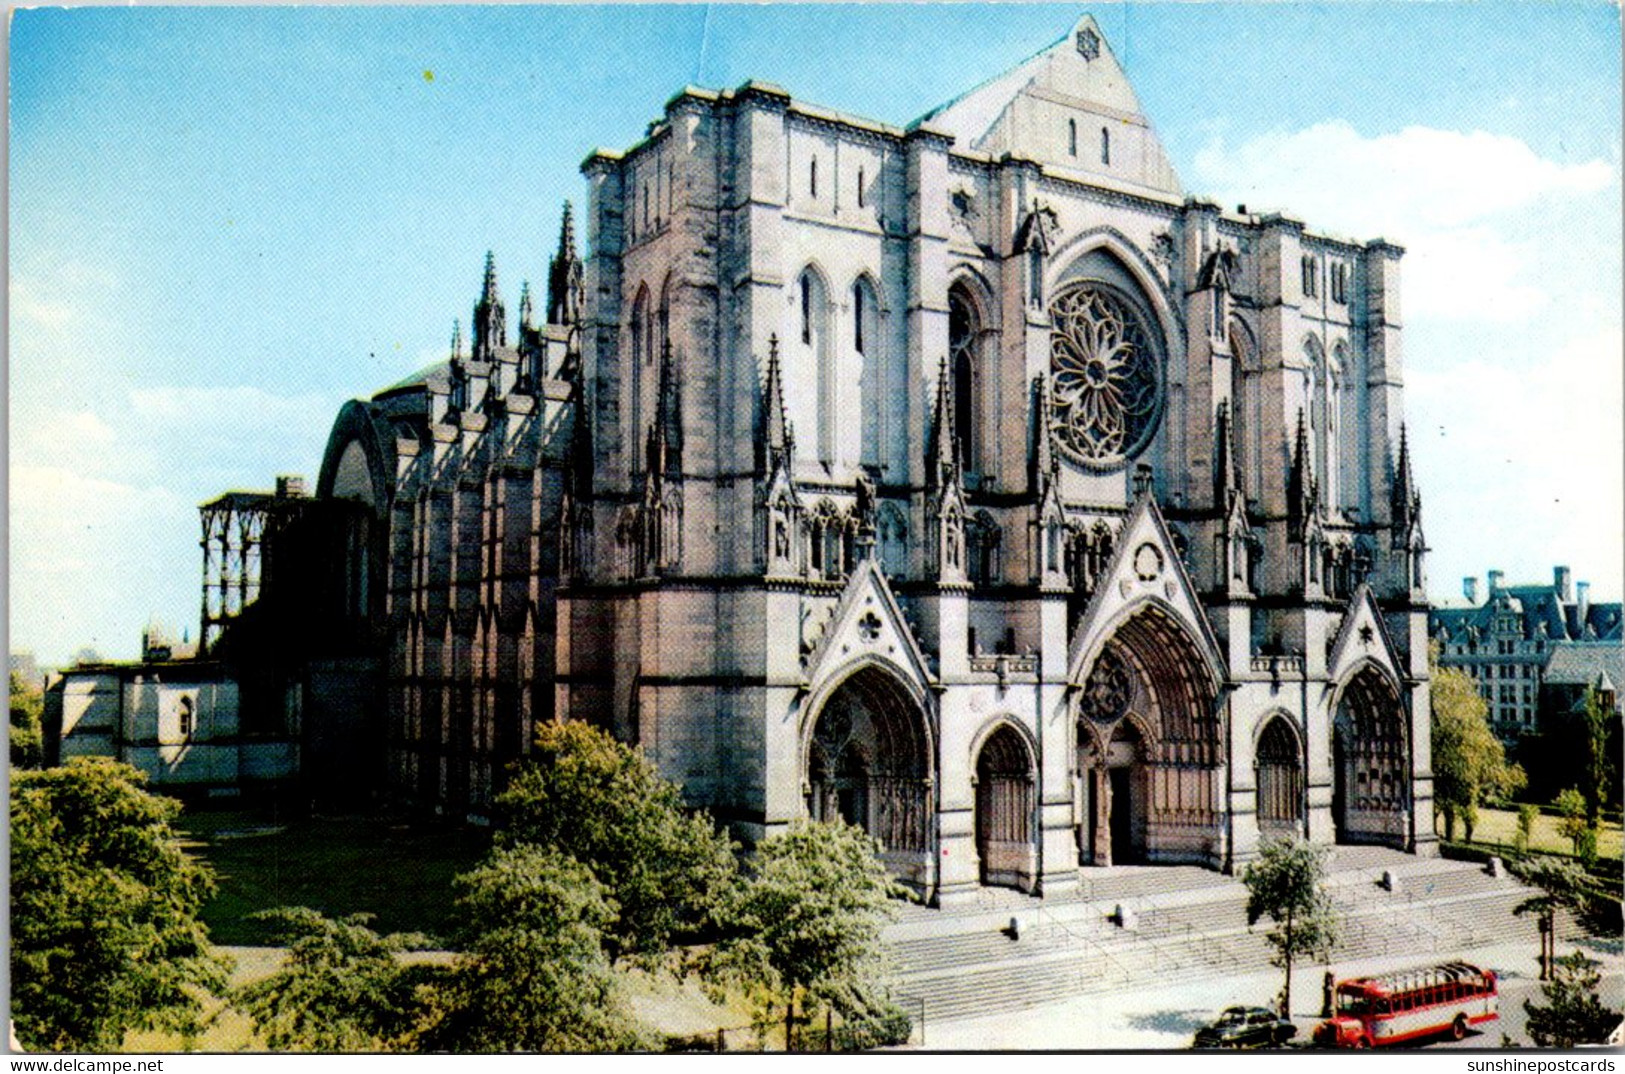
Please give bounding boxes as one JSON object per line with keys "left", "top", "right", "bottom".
{"left": 275, "top": 475, "right": 308, "bottom": 499}
{"left": 1487, "top": 569, "right": 1504, "bottom": 594}
{"left": 1554, "top": 566, "right": 1573, "bottom": 601}
{"left": 1577, "top": 581, "right": 1591, "bottom": 626}
{"left": 1463, "top": 576, "right": 1479, "bottom": 604}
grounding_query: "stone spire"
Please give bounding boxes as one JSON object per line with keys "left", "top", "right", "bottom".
{"left": 449, "top": 318, "right": 464, "bottom": 362}
{"left": 1390, "top": 423, "right": 1420, "bottom": 537}
{"left": 547, "top": 202, "right": 585, "bottom": 327}
{"left": 759, "top": 334, "right": 793, "bottom": 468}
{"left": 646, "top": 337, "right": 682, "bottom": 479}
{"left": 472, "top": 251, "right": 506, "bottom": 360}
{"left": 518, "top": 280, "right": 534, "bottom": 331}
{"left": 928, "top": 357, "right": 961, "bottom": 490}
{"left": 1287, "top": 408, "right": 1317, "bottom": 540}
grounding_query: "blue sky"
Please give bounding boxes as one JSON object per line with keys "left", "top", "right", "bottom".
{"left": 10, "top": 3, "right": 1622, "bottom": 665}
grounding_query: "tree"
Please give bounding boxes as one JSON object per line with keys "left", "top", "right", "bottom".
{"left": 1241, "top": 837, "right": 1339, "bottom": 1018}
{"left": 708, "top": 821, "right": 905, "bottom": 1050}
{"left": 1515, "top": 803, "right": 1539, "bottom": 855}
{"left": 1430, "top": 655, "right": 1525, "bottom": 842}
{"left": 1579, "top": 686, "right": 1616, "bottom": 826}
{"left": 407, "top": 845, "right": 645, "bottom": 1052}
{"left": 11, "top": 758, "right": 228, "bottom": 1050}
{"left": 236, "top": 908, "right": 432, "bottom": 1051}
{"left": 495, "top": 721, "right": 736, "bottom": 960}
{"left": 1524, "top": 952, "right": 1623, "bottom": 1046}
{"left": 11, "top": 670, "right": 44, "bottom": 768}
{"left": 1511, "top": 855, "right": 1589, "bottom": 981}
{"left": 1554, "top": 788, "right": 1587, "bottom": 855}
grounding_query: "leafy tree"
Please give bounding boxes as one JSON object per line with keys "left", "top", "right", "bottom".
{"left": 1511, "top": 855, "right": 1589, "bottom": 981}
{"left": 236, "top": 908, "right": 433, "bottom": 1051}
{"left": 1524, "top": 952, "right": 1623, "bottom": 1046}
{"left": 708, "top": 821, "right": 905, "bottom": 1050}
{"left": 11, "top": 758, "right": 228, "bottom": 1050}
{"left": 1579, "top": 686, "right": 1616, "bottom": 826}
{"left": 1431, "top": 655, "right": 1525, "bottom": 842}
{"left": 407, "top": 845, "right": 645, "bottom": 1052}
{"left": 1554, "top": 788, "right": 1588, "bottom": 855}
{"left": 1515, "top": 803, "right": 1539, "bottom": 854}
{"left": 11, "top": 670, "right": 44, "bottom": 768}
{"left": 1242, "top": 837, "right": 1338, "bottom": 1017}
{"left": 495, "top": 721, "right": 736, "bottom": 960}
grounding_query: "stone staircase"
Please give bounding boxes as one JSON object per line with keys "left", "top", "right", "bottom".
{"left": 883, "top": 848, "right": 1536, "bottom": 1025}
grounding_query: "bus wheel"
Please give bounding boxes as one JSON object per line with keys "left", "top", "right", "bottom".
{"left": 1353, "top": 1037, "right": 1371, "bottom": 1050}
{"left": 1452, "top": 1015, "right": 1468, "bottom": 1041}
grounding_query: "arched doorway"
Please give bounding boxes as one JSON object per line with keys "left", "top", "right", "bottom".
{"left": 1333, "top": 667, "right": 1408, "bottom": 846}
{"left": 1077, "top": 607, "right": 1221, "bottom": 867}
{"left": 806, "top": 665, "right": 932, "bottom": 881}
{"left": 974, "top": 725, "right": 1035, "bottom": 891}
{"left": 1255, "top": 716, "right": 1304, "bottom": 838}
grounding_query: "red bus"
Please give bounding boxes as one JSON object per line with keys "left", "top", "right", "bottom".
{"left": 1313, "top": 961, "right": 1499, "bottom": 1048}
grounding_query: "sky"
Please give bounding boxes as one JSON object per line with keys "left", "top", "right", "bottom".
{"left": 9, "top": 2, "right": 1622, "bottom": 667}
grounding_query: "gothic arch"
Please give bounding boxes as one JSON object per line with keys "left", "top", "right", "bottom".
{"left": 793, "top": 264, "right": 835, "bottom": 467}
{"left": 1331, "top": 662, "right": 1409, "bottom": 847}
{"left": 948, "top": 276, "right": 993, "bottom": 475}
{"left": 1049, "top": 227, "right": 1182, "bottom": 351}
{"left": 801, "top": 658, "right": 935, "bottom": 873}
{"left": 971, "top": 719, "right": 1037, "bottom": 891}
{"left": 1254, "top": 713, "right": 1305, "bottom": 836}
{"left": 1074, "top": 603, "right": 1222, "bottom": 866}
{"left": 851, "top": 272, "right": 884, "bottom": 469}
{"left": 317, "top": 400, "right": 395, "bottom": 514}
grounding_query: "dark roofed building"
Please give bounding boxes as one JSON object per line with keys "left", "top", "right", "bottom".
{"left": 1430, "top": 565, "right": 1622, "bottom": 743}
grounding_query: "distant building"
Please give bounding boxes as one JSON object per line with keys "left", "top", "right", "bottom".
{"left": 45, "top": 475, "right": 375, "bottom": 800}
{"left": 10, "top": 651, "right": 43, "bottom": 689}
{"left": 1429, "top": 566, "right": 1622, "bottom": 741}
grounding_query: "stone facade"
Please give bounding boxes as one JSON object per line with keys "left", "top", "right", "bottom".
{"left": 318, "top": 14, "right": 1435, "bottom": 899}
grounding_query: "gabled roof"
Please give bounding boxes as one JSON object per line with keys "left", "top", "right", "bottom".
{"left": 918, "top": 13, "right": 1181, "bottom": 197}
{"left": 1543, "top": 641, "right": 1625, "bottom": 689}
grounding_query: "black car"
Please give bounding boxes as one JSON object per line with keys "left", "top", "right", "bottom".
{"left": 1193, "top": 1006, "right": 1298, "bottom": 1049}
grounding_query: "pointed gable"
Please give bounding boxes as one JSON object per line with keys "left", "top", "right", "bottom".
{"left": 803, "top": 560, "right": 934, "bottom": 690}
{"left": 919, "top": 14, "right": 1181, "bottom": 197}
{"left": 1066, "top": 493, "right": 1226, "bottom": 686}
{"left": 1326, "top": 584, "right": 1406, "bottom": 689}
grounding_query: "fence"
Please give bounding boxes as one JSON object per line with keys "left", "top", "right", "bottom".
{"left": 670, "top": 993, "right": 927, "bottom": 1052}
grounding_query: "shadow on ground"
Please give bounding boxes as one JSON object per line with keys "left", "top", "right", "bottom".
{"left": 1125, "top": 1008, "right": 1209, "bottom": 1036}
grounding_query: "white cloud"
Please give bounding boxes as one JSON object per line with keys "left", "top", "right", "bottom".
{"left": 1190, "top": 122, "right": 1616, "bottom": 324}
{"left": 1408, "top": 325, "right": 1624, "bottom": 601}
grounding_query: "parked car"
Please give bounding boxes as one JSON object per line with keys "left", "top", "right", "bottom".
{"left": 1193, "top": 1006, "right": 1298, "bottom": 1049}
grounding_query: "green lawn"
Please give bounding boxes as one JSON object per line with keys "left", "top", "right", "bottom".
{"left": 1437, "top": 804, "right": 1624, "bottom": 861}
{"left": 180, "top": 809, "right": 491, "bottom": 946}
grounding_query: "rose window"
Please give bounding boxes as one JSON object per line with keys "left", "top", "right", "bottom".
{"left": 1048, "top": 283, "right": 1162, "bottom": 468}
{"left": 1080, "top": 648, "right": 1134, "bottom": 724}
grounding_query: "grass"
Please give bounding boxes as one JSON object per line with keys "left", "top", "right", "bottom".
{"left": 180, "top": 808, "right": 491, "bottom": 946}
{"left": 1437, "top": 804, "right": 1624, "bottom": 861}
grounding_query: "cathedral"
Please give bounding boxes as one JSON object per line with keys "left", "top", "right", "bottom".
{"left": 314, "top": 14, "right": 1434, "bottom": 900}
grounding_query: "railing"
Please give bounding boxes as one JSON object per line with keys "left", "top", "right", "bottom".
{"left": 969, "top": 653, "right": 1039, "bottom": 679}
{"left": 1250, "top": 654, "right": 1305, "bottom": 675}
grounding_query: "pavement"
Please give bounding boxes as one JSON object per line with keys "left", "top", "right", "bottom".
{"left": 912, "top": 932, "right": 1624, "bottom": 1050}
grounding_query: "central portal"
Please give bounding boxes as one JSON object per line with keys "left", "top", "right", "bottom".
{"left": 1077, "top": 607, "right": 1222, "bottom": 868}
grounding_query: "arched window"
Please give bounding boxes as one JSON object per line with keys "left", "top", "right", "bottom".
{"left": 810, "top": 156, "right": 818, "bottom": 200}
{"left": 948, "top": 282, "right": 984, "bottom": 474}
{"left": 1101, "top": 126, "right": 1111, "bottom": 166}
{"left": 1068, "top": 118, "right": 1078, "bottom": 157}
{"left": 854, "top": 276, "right": 882, "bottom": 468}
{"left": 857, "top": 166, "right": 866, "bottom": 208}
{"left": 797, "top": 269, "right": 834, "bottom": 467}
{"left": 968, "top": 511, "right": 1001, "bottom": 586}
{"left": 1307, "top": 338, "right": 1338, "bottom": 508}
{"left": 630, "top": 285, "right": 651, "bottom": 461}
